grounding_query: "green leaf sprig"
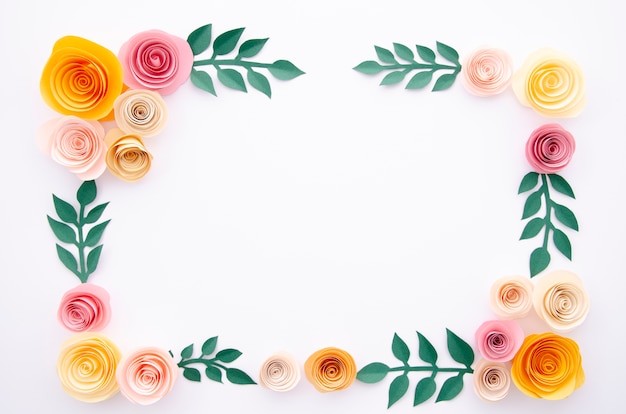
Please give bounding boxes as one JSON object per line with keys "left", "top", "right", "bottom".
{"left": 353, "top": 41, "right": 462, "bottom": 91}
{"left": 175, "top": 336, "right": 257, "bottom": 385}
{"left": 187, "top": 24, "right": 305, "bottom": 98}
{"left": 518, "top": 172, "right": 578, "bottom": 277}
{"left": 47, "top": 180, "right": 110, "bottom": 283}
{"left": 357, "top": 330, "right": 474, "bottom": 408}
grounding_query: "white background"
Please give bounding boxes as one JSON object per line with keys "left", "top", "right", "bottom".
{"left": 0, "top": 0, "right": 624, "bottom": 413}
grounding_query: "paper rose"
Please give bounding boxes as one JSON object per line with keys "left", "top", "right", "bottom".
{"left": 472, "top": 358, "right": 511, "bottom": 402}
{"left": 511, "top": 332, "right": 585, "bottom": 400}
{"left": 114, "top": 89, "right": 168, "bottom": 137}
{"left": 40, "top": 36, "right": 124, "bottom": 120}
{"left": 533, "top": 270, "right": 590, "bottom": 332}
{"left": 259, "top": 352, "right": 301, "bottom": 392}
{"left": 118, "top": 30, "right": 193, "bottom": 95}
{"left": 512, "top": 48, "right": 586, "bottom": 117}
{"left": 304, "top": 347, "right": 357, "bottom": 392}
{"left": 104, "top": 128, "right": 153, "bottom": 182}
{"left": 116, "top": 347, "right": 179, "bottom": 405}
{"left": 475, "top": 319, "right": 525, "bottom": 362}
{"left": 57, "top": 284, "right": 111, "bottom": 332}
{"left": 461, "top": 47, "right": 513, "bottom": 96}
{"left": 525, "top": 123, "right": 576, "bottom": 174}
{"left": 37, "top": 116, "right": 107, "bottom": 180}
{"left": 490, "top": 275, "right": 534, "bottom": 319}
{"left": 57, "top": 332, "right": 121, "bottom": 402}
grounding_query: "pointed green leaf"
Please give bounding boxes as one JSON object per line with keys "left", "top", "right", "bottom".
{"left": 446, "top": 329, "right": 474, "bottom": 367}
{"left": 518, "top": 172, "right": 540, "bottom": 194}
{"left": 553, "top": 203, "right": 579, "bottom": 231}
{"left": 268, "top": 60, "right": 305, "bottom": 80}
{"left": 405, "top": 71, "right": 433, "bottom": 89}
{"left": 180, "top": 343, "right": 194, "bottom": 359}
{"left": 552, "top": 228, "right": 572, "bottom": 260}
{"left": 191, "top": 69, "right": 217, "bottom": 96}
{"left": 215, "top": 348, "right": 242, "bottom": 363}
{"left": 356, "top": 362, "right": 389, "bottom": 383}
{"left": 201, "top": 336, "right": 218, "bottom": 356}
{"left": 55, "top": 244, "right": 80, "bottom": 279}
{"left": 205, "top": 366, "right": 223, "bottom": 383}
{"left": 84, "top": 202, "right": 108, "bottom": 224}
{"left": 247, "top": 69, "right": 271, "bottom": 98}
{"left": 436, "top": 41, "right": 460, "bottom": 65}
{"left": 548, "top": 174, "right": 575, "bottom": 198}
{"left": 226, "top": 368, "right": 256, "bottom": 385}
{"left": 353, "top": 61, "right": 384, "bottom": 75}
{"left": 374, "top": 46, "right": 397, "bottom": 64}
{"left": 392, "top": 333, "right": 410, "bottom": 364}
{"left": 393, "top": 43, "right": 414, "bottom": 62}
{"left": 187, "top": 24, "right": 212, "bottom": 55}
{"left": 436, "top": 375, "right": 464, "bottom": 402}
{"left": 416, "top": 45, "right": 436, "bottom": 63}
{"left": 213, "top": 28, "right": 245, "bottom": 56}
{"left": 530, "top": 247, "right": 551, "bottom": 277}
{"left": 522, "top": 190, "right": 543, "bottom": 219}
{"left": 86, "top": 245, "right": 103, "bottom": 276}
{"left": 413, "top": 377, "right": 437, "bottom": 406}
{"left": 47, "top": 216, "right": 77, "bottom": 244}
{"left": 76, "top": 181, "right": 96, "bottom": 206}
{"left": 183, "top": 367, "right": 202, "bottom": 382}
{"left": 52, "top": 195, "right": 77, "bottom": 224}
{"left": 84, "top": 220, "right": 110, "bottom": 247}
{"left": 520, "top": 217, "right": 545, "bottom": 240}
{"left": 217, "top": 68, "right": 247, "bottom": 92}
{"left": 417, "top": 331, "right": 438, "bottom": 365}
{"left": 388, "top": 375, "right": 409, "bottom": 408}
{"left": 432, "top": 73, "right": 457, "bottom": 91}
{"left": 380, "top": 70, "right": 407, "bottom": 86}
{"left": 236, "top": 38, "right": 268, "bottom": 59}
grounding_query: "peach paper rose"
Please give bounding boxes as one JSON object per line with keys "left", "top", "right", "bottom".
{"left": 259, "top": 352, "right": 301, "bottom": 392}
{"left": 490, "top": 275, "right": 534, "bottom": 319}
{"left": 118, "top": 30, "right": 193, "bottom": 95}
{"left": 37, "top": 116, "right": 107, "bottom": 180}
{"left": 475, "top": 319, "right": 525, "bottom": 362}
{"left": 512, "top": 48, "right": 586, "bottom": 117}
{"left": 116, "top": 347, "right": 179, "bottom": 405}
{"left": 461, "top": 47, "right": 513, "bottom": 96}
{"left": 57, "top": 284, "right": 111, "bottom": 332}
{"left": 511, "top": 332, "right": 585, "bottom": 400}
{"left": 40, "top": 36, "right": 124, "bottom": 120}
{"left": 533, "top": 270, "right": 590, "bottom": 332}
{"left": 472, "top": 358, "right": 511, "bottom": 402}
{"left": 525, "top": 123, "right": 575, "bottom": 174}
{"left": 104, "top": 128, "right": 153, "bottom": 182}
{"left": 57, "top": 332, "right": 121, "bottom": 402}
{"left": 114, "top": 89, "right": 168, "bottom": 137}
{"left": 304, "top": 347, "right": 357, "bottom": 392}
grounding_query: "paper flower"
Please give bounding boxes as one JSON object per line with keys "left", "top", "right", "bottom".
{"left": 461, "top": 47, "right": 513, "bottom": 96}
{"left": 40, "top": 36, "right": 124, "bottom": 120}
{"left": 472, "top": 358, "right": 511, "bottom": 402}
{"left": 304, "top": 347, "right": 357, "bottom": 392}
{"left": 57, "top": 332, "right": 121, "bottom": 402}
{"left": 475, "top": 319, "right": 525, "bottom": 362}
{"left": 113, "top": 89, "right": 168, "bottom": 137}
{"left": 490, "top": 275, "right": 534, "bottom": 319}
{"left": 525, "top": 123, "right": 576, "bottom": 174}
{"left": 258, "top": 352, "right": 301, "bottom": 392}
{"left": 512, "top": 48, "right": 586, "bottom": 117}
{"left": 57, "top": 284, "right": 111, "bottom": 332}
{"left": 104, "top": 128, "right": 153, "bottom": 182}
{"left": 511, "top": 332, "right": 585, "bottom": 400}
{"left": 116, "top": 347, "right": 179, "bottom": 405}
{"left": 118, "top": 30, "right": 193, "bottom": 95}
{"left": 37, "top": 116, "right": 107, "bottom": 180}
{"left": 533, "top": 270, "right": 590, "bottom": 332}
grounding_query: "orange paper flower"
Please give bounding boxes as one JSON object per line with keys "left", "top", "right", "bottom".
{"left": 304, "top": 347, "right": 356, "bottom": 392}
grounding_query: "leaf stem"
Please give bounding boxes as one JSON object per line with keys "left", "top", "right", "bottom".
{"left": 389, "top": 366, "right": 473, "bottom": 374}
{"left": 540, "top": 174, "right": 552, "bottom": 250}
{"left": 379, "top": 63, "right": 459, "bottom": 72}
{"left": 77, "top": 205, "right": 86, "bottom": 281}
{"left": 178, "top": 357, "right": 227, "bottom": 370}
{"left": 193, "top": 59, "right": 273, "bottom": 69}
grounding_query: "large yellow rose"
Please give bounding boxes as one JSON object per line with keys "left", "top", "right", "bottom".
{"left": 304, "top": 347, "right": 357, "bottom": 392}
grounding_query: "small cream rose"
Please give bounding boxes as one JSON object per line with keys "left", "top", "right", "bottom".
{"left": 114, "top": 89, "right": 168, "bottom": 137}
{"left": 259, "top": 352, "right": 301, "bottom": 392}
{"left": 490, "top": 275, "right": 534, "bottom": 319}
{"left": 104, "top": 128, "right": 153, "bottom": 182}
{"left": 533, "top": 270, "right": 590, "bottom": 332}
{"left": 461, "top": 47, "right": 513, "bottom": 96}
{"left": 472, "top": 358, "right": 511, "bottom": 402}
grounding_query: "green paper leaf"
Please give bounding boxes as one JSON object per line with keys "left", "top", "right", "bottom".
{"left": 416, "top": 45, "right": 436, "bottom": 63}
{"left": 56, "top": 244, "right": 80, "bottom": 279}
{"left": 217, "top": 68, "right": 247, "bottom": 92}
{"left": 413, "top": 377, "right": 437, "bottom": 406}
{"left": 393, "top": 43, "right": 414, "bottom": 62}
{"left": 520, "top": 217, "right": 545, "bottom": 240}
{"left": 268, "top": 60, "right": 305, "bottom": 80}
{"left": 553, "top": 228, "right": 572, "bottom": 260}
{"left": 380, "top": 70, "right": 407, "bottom": 86}
{"left": 436, "top": 41, "right": 460, "bottom": 65}
{"left": 47, "top": 216, "right": 76, "bottom": 244}
{"left": 553, "top": 203, "right": 579, "bottom": 231}
{"left": 392, "top": 333, "right": 410, "bottom": 364}
{"left": 446, "top": 329, "right": 474, "bottom": 367}
{"left": 187, "top": 24, "right": 212, "bottom": 55}
{"left": 518, "top": 172, "right": 540, "bottom": 194}
{"left": 180, "top": 343, "right": 194, "bottom": 359}
{"left": 374, "top": 46, "right": 397, "bottom": 64}
{"left": 548, "top": 174, "right": 575, "bottom": 198}
{"left": 435, "top": 375, "right": 464, "bottom": 402}
{"left": 84, "top": 202, "right": 108, "bottom": 224}
{"left": 86, "top": 245, "right": 103, "bottom": 275}
{"left": 530, "top": 247, "right": 551, "bottom": 277}
{"left": 405, "top": 71, "right": 433, "bottom": 90}
{"left": 76, "top": 181, "right": 96, "bottom": 206}
{"left": 247, "top": 69, "right": 271, "bottom": 98}
{"left": 522, "top": 190, "right": 543, "bottom": 219}
{"left": 417, "top": 331, "right": 438, "bottom": 365}
{"left": 353, "top": 61, "right": 385, "bottom": 75}
{"left": 205, "top": 366, "right": 223, "bottom": 383}
{"left": 52, "top": 195, "right": 77, "bottom": 224}
{"left": 356, "top": 362, "right": 389, "bottom": 383}
{"left": 84, "top": 220, "right": 111, "bottom": 247}
{"left": 215, "top": 348, "right": 242, "bottom": 363}
{"left": 201, "top": 336, "right": 218, "bottom": 356}
{"left": 213, "top": 28, "right": 245, "bottom": 56}
{"left": 388, "top": 375, "right": 409, "bottom": 408}
{"left": 237, "top": 38, "right": 268, "bottom": 59}
{"left": 183, "top": 367, "right": 202, "bottom": 382}
{"left": 432, "top": 73, "right": 457, "bottom": 92}
{"left": 226, "top": 368, "right": 256, "bottom": 385}
{"left": 191, "top": 69, "right": 217, "bottom": 96}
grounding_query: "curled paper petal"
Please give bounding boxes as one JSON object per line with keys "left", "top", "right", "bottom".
{"left": 525, "top": 123, "right": 575, "bottom": 174}
{"left": 40, "top": 36, "right": 124, "bottom": 120}
{"left": 461, "top": 47, "right": 513, "bottom": 96}
{"left": 57, "top": 284, "right": 111, "bottom": 332}
{"left": 490, "top": 275, "right": 534, "bottom": 319}
{"left": 259, "top": 352, "right": 301, "bottom": 392}
{"left": 104, "top": 128, "right": 153, "bottom": 182}
{"left": 114, "top": 89, "right": 168, "bottom": 137}
{"left": 304, "top": 347, "right": 356, "bottom": 392}
{"left": 118, "top": 30, "right": 193, "bottom": 95}
{"left": 57, "top": 332, "right": 121, "bottom": 402}
{"left": 472, "top": 358, "right": 511, "bottom": 402}
{"left": 116, "top": 347, "right": 179, "bottom": 405}
{"left": 512, "top": 48, "right": 586, "bottom": 117}
{"left": 533, "top": 270, "right": 590, "bottom": 332}
{"left": 475, "top": 319, "right": 525, "bottom": 362}
{"left": 511, "top": 332, "right": 585, "bottom": 400}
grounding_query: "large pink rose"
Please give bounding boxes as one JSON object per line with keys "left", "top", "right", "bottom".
{"left": 118, "top": 30, "right": 193, "bottom": 95}
{"left": 475, "top": 319, "right": 525, "bottom": 362}
{"left": 57, "top": 284, "right": 111, "bottom": 332}
{"left": 525, "top": 123, "right": 576, "bottom": 174}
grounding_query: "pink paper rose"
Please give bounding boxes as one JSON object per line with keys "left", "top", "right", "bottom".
{"left": 57, "top": 284, "right": 111, "bottom": 332}
{"left": 461, "top": 47, "right": 513, "bottom": 96}
{"left": 118, "top": 30, "right": 193, "bottom": 95}
{"left": 475, "top": 319, "right": 525, "bottom": 362}
{"left": 525, "top": 123, "right": 575, "bottom": 174}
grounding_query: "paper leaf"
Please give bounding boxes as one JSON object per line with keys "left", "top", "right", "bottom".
{"left": 530, "top": 247, "right": 551, "bottom": 277}
{"left": 237, "top": 38, "right": 268, "bottom": 59}
{"left": 187, "top": 23, "right": 212, "bottom": 55}
{"left": 374, "top": 46, "right": 397, "bottom": 64}
{"left": 416, "top": 45, "right": 436, "bottom": 63}
{"left": 191, "top": 69, "right": 217, "bottom": 96}
{"left": 520, "top": 217, "right": 545, "bottom": 240}
{"left": 388, "top": 375, "right": 409, "bottom": 408}
{"left": 56, "top": 244, "right": 80, "bottom": 278}
{"left": 392, "top": 333, "right": 410, "bottom": 364}
{"left": 47, "top": 216, "right": 76, "bottom": 244}
{"left": 446, "top": 329, "right": 474, "bottom": 368}
{"left": 432, "top": 73, "right": 457, "bottom": 92}
{"left": 522, "top": 190, "right": 543, "bottom": 219}
{"left": 417, "top": 331, "right": 438, "bottom": 365}
{"left": 205, "top": 366, "right": 223, "bottom": 383}
{"left": 183, "top": 367, "right": 202, "bottom": 382}
{"left": 353, "top": 61, "right": 385, "bottom": 75}
{"left": 217, "top": 68, "right": 247, "bottom": 92}
{"left": 84, "top": 220, "right": 110, "bottom": 247}
{"left": 356, "top": 362, "right": 390, "bottom": 383}
{"left": 226, "top": 368, "right": 256, "bottom": 385}
{"left": 413, "top": 377, "right": 437, "bottom": 406}
{"left": 393, "top": 43, "right": 414, "bottom": 62}
{"left": 405, "top": 71, "right": 433, "bottom": 89}
{"left": 181, "top": 343, "right": 194, "bottom": 359}
{"left": 267, "top": 60, "right": 305, "bottom": 80}
{"left": 380, "top": 70, "right": 407, "bottom": 86}
{"left": 553, "top": 228, "right": 572, "bottom": 260}
{"left": 548, "top": 174, "right": 575, "bottom": 198}
{"left": 201, "top": 336, "right": 218, "bottom": 356}
{"left": 213, "top": 28, "right": 245, "bottom": 56}
{"left": 436, "top": 41, "right": 460, "bottom": 65}
{"left": 435, "top": 375, "right": 464, "bottom": 402}
{"left": 553, "top": 203, "right": 579, "bottom": 231}
{"left": 84, "top": 202, "right": 109, "bottom": 224}
{"left": 76, "top": 180, "right": 96, "bottom": 206}
{"left": 518, "top": 172, "right": 540, "bottom": 194}
{"left": 86, "top": 245, "right": 103, "bottom": 276}
{"left": 52, "top": 195, "right": 77, "bottom": 224}
{"left": 215, "top": 348, "right": 242, "bottom": 363}
{"left": 247, "top": 69, "right": 271, "bottom": 98}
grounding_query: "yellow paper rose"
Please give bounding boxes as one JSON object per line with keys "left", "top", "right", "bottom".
{"left": 511, "top": 332, "right": 584, "bottom": 400}
{"left": 57, "top": 332, "right": 122, "bottom": 402}
{"left": 104, "top": 128, "right": 153, "bottom": 182}
{"left": 40, "top": 36, "right": 124, "bottom": 120}
{"left": 304, "top": 347, "right": 357, "bottom": 392}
